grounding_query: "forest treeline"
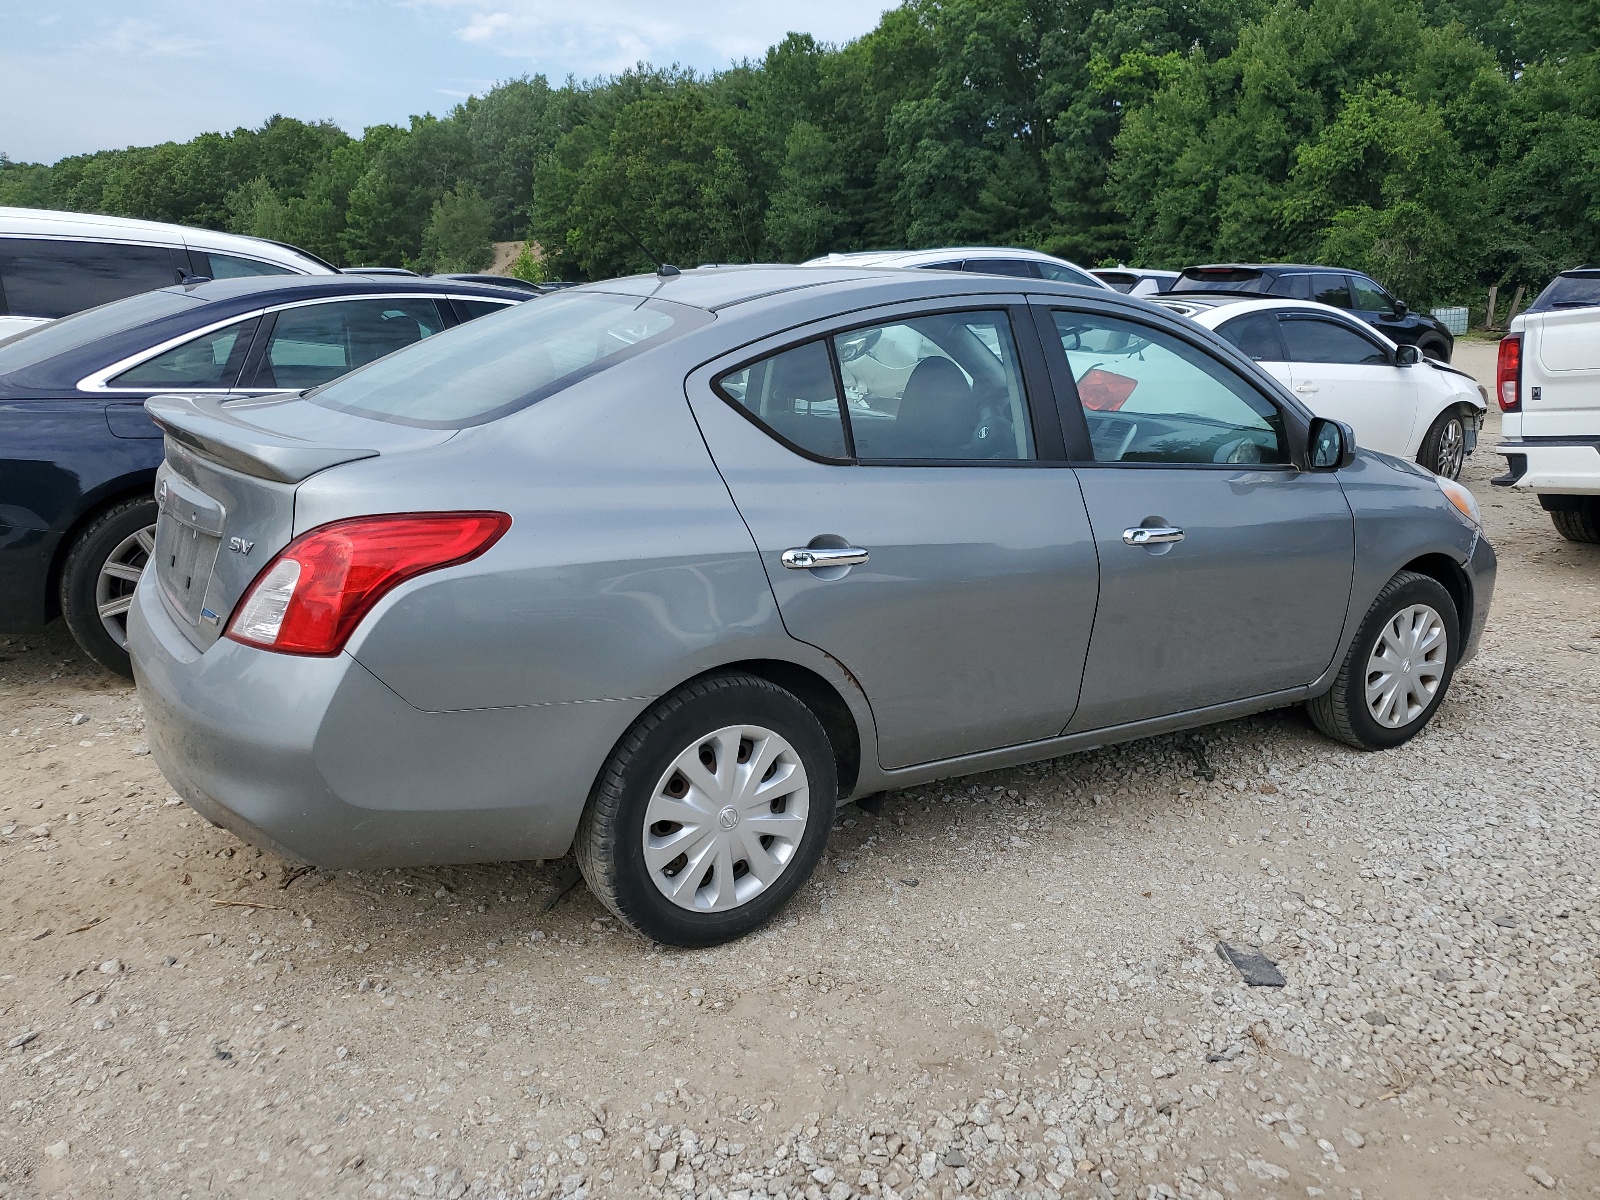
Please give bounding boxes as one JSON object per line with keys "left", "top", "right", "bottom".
{"left": 1, "top": 0, "right": 1594, "bottom": 306}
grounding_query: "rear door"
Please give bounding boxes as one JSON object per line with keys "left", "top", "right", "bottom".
{"left": 1279, "top": 314, "right": 1419, "bottom": 456}
{"left": 1211, "top": 310, "right": 1294, "bottom": 394}
{"left": 686, "top": 301, "right": 1100, "bottom": 769}
{"left": 1036, "top": 301, "right": 1354, "bottom": 729}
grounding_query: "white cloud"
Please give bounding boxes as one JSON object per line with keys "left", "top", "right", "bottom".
{"left": 82, "top": 17, "right": 212, "bottom": 58}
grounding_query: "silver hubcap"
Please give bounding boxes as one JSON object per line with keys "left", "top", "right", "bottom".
{"left": 1435, "top": 418, "right": 1465, "bottom": 479}
{"left": 96, "top": 524, "right": 156, "bottom": 648}
{"left": 642, "top": 724, "right": 810, "bottom": 913}
{"left": 1365, "top": 604, "right": 1448, "bottom": 728}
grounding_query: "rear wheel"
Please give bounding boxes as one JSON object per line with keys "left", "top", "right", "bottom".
{"left": 59, "top": 498, "right": 157, "bottom": 679}
{"left": 1419, "top": 338, "right": 1451, "bottom": 363}
{"left": 1307, "top": 570, "right": 1459, "bottom": 750}
{"left": 575, "top": 672, "right": 838, "bottom": 946}
{"left": 1551, "top": 501, "right": 1600, "bottom": 543}
{"left": 1416, "top": 407, "right": 1469, "bottom": 479}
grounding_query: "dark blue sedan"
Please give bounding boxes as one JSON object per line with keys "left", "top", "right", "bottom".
{"left": 0, "top": 274, "right": 529, "bottom": 675}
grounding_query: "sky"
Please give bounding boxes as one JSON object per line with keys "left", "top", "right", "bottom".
{"left": 0, "top": 0, "right": 896, "bottom": 165}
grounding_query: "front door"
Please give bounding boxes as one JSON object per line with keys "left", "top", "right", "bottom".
{"left": 1038, "top": 303, "right": 1355, "bottom": 731}
{"left": 687, "top": 305, "right": 1100, "bottom": 769}
{"left": 1279, "top": 313, "right": 1420, "bottom": 457}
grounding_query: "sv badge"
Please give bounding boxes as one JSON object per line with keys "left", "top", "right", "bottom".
{"left": 228, "top": 536, "right": 255, "bottom": 555}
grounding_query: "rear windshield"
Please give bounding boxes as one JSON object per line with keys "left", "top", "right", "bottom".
{"left": 307, "top": 291, "right": 710, "bottom": 428}
{"left": 1528, "top": 272, "right": 1600, "bottom": 313}
{"left": 1171, "top": 268, "right": 1267, "bottom": 293}
{"left": 0, "top": 289, "right": 201, "bottom": 375}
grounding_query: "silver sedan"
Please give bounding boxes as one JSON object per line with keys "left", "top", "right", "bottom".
{"left": 129, "top": 265, "right": 1496, "bottom": 946}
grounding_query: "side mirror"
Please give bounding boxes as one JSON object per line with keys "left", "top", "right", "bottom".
{"left": 1392, "top": 300, "right": 1408, "bottom": 317}
{"left": 1394, "top": 344, "right": 1422, "bottom": 367}
{"left": 1308, "top": 417, "right": 1357, "bottom": 470}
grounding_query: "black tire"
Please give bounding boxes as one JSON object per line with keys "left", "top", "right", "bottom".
{"left": 575, "top": 672, "right": 838, "bottom": 947}
{"left": 1550, "top": 502, "right": 1600, "bottom": 544}
{"left": 1419, "top": 339, "right": 1451, "bottom": 363}
{"left": 1416, "top": 406, "right": 1469, "bottom": 479}
{"left": 1306, "top": 570, "right": 1460, "bottom": 750}
{"left": 59, "top": 497, "right": 157, "bottom": 679}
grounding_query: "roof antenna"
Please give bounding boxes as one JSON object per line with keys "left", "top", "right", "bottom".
{"left": 612, "top": 218, "right": 680, "bottom": 277}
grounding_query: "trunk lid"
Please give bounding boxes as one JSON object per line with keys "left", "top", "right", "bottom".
{"left": 1519, "top": 310, "right": 1600, "bottom": 437}
{"left": 145, "top": 392, "right": 453, "bottom": 649}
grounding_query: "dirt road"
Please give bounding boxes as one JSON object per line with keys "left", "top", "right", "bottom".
{"left": 1, "top": 343, "right": 1596, "bottom": 1199}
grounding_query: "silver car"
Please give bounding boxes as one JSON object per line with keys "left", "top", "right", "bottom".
{"left": 129, "top": 265, "right": 1496, "bottom": 946}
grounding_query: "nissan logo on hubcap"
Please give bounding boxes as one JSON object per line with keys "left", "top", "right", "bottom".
{"left": 717, "top": 806, "right": 740, "bottom": 831}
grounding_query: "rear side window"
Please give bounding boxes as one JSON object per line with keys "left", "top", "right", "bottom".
{"left": 0, "top": 289, "right": 200, "bottom": 377}
{"left": 1268, "top": 275, "right": 1312, "bottom": 300}
{"left": 200, "top": 253, "right": 295, "bottom": 279}
{"left": 1312, "top": 274, "right": 1353, "bottom": 308}
{"left": 110, "top": 317, "right": 260, "bottom": 390}
{"left": 0, "top": 238, "right": 181, "bottom": 319}
{"left": 1095, "top": 272, "right": 1137, "bottom": 293}
{"left": 456, "top": 299, "right": 517, "bottom": 322}
{"left": 249, "top": 298, "right": 446, "bottom": 390}
{"left": 717, "top": 341, "right": 848, "bottom": 461}
{"left": 961, "top": 259, "right": 1037, "bottom": 279}
{"left": 1215, "top": 313, "right": 1288, "bottom": 362}
{"left": 309, "top": 291, "right": 707, "bottom": 427}
{"left": 1035, "top": 261, "right": 1099, "bottom": 287}
{"left": 1280, "top": 318, "right": 1388, "bottom": 365}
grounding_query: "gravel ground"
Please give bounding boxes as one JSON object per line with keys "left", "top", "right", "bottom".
{"left": 2, "top": 344, "right": 1597, "bottom": 1200}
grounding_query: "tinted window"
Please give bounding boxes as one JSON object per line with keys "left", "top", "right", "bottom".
{"left": 202, "top": 253, "right": 295, "bottom": 279}
{"left": 716, "top": 341, "right": 848, "bottom": 460}
{"left": 1268, "top": 274, "right": 1312, "bottom": 300}
{"left": 309, "top": 291, "right": 706, "bottom": 427}
{"left": 1052, "top": 311, "right": 1285, "bottom": 465}
{"left": 110, "top": 317, "right": 260, "bottom": 390}
{"left": 1312, "top": 274, "right": 1353, "bottom": 308}
{"left": 1350, "top": 277, "right": 1392, "bottom": 313}
{"left": 961, "top": 259, "right": 1038, "bottom": 279}
{"left": 0, "top": 289, "right": 200, "bottom": 376}
{"left": 1216, "top": 313, "right": 1288, "bottom": 361}
{"left": 1280, "top": 318, "right": 1388, "bottom": 365}
{"left": 456, "top": 299, "right": 517, "bottom": 321}
{"left": 0, "top": 238, "right": 181, "bottom": 319}
{"left": 836, "top": 311, "right": 1033, "bottom": 460}
{"left": 920, "top": 261, "right": 963, "bottom": 272}
{"left": 1035, "top": 260, "right": 1100, "bottom": 286}
{"left": 1528, "top": 272, "right": 1600, "bottom": 313}
{"left": 1095, "top": 272, "right": 1138, "bottom": 293}
{"left": 1172, "top": 268, "right": 1266, "bottom": 293}
{"left": 251, "top": 298, "right": 445, "bottom": 390}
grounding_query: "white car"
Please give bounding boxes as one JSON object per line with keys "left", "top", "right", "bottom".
{"left": 806, "top": 246, "right": 1110, "bottom": 290}
{"left": 0, "top": 207, "right": 336, "bottom": 342}
{"left": 1493, "top": 267, "right": 1600, "bottom": 541}
{"left": 1157, "top": 295, "right": 1487, "bottom": 478}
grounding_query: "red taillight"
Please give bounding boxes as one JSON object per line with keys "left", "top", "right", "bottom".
{"left": 1496, "top": 333, "right": 1522, "bottom": 412}
{"left": 226, "top": 512, "right": 511, "bottom": 656}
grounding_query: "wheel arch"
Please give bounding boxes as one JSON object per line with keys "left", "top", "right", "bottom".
{"left": 45, "top": 474, "right": 158, "bottom": 621}
{"left": 707, "top": 659, "right": 864, "bottom": 799}
{"left": 1398, "top": 552, "right": 1472, "bottom": 639}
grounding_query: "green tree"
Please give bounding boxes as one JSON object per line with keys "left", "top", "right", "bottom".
{"left": 420, "top": 183, "right": 495, "bottom": 273}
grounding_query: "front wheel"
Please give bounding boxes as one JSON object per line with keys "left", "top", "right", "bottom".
{"left": 575, "top": 672, "right": 838, "bottom": 946}
{"left": 1306, "top": 570, "right": 1460, "bottom": 750}
{"left": 59, "top": 497, "right": 158, "bottom": 679}
{"left": 1416, "top": 407, "right": 1469, "bottom": 479}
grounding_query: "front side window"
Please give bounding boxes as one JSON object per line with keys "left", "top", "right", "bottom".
{"left": 248, "top": 298, "right": 446, "bottom": 390}
{"left": 1350, "top": 277, "right": 1393, "bottom": 314}
{"left": 713, "top": 310, "right": 1035, "bottom": 464}
{"left": 1279, "top": 318, "right": 1388, "bottom": 366}
{"left": 110, "top": 317, "right": 260, "bottom": 390}
{"left": 835, "top": 311, "right": 1033, "bottom": 460}
{"left": 1312, "top": 274, "right": 1353, "bottom": 308}
{"left": 202, "top": 253, "right": 295, "bottom": 279}
{"left": 1215, "top": 312, "right": 1288, "bottom": 362}
{"left": 0, "top": 238, "right": 180, "bottom": 320}
{"left": 1051, "top": 311, "right": 1286, "bottom": 466}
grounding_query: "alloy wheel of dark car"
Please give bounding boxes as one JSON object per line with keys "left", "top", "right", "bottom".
{"left": 59, "top": 497, "right": 158, "bottom": 679}
{"left": 575, "top": 672, "right": 838, "bottom": 947}
{"left": 1306, "top": 570, "right": 1459, "bottom": 750}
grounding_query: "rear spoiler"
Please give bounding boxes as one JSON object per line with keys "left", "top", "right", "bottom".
{"left": 145, "top": 393, "right": 378, "bottom": 484}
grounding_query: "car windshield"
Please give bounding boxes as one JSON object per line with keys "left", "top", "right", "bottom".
{"left": 1170, "top": 269, "right": 1267, "bottom": 293}
{"left": 306, "top": 291, "right": 710, "bottom": 427}
{"left": 1527, "top": 272, "right": 1600, "bottom": 313}
{"left": 0, "top": 289, "right": 202, "bottom": 376}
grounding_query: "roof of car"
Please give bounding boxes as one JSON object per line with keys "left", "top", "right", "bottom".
{"left": 177, "top": 274, "right": 533, "bottom": 304}
{"left": 1155, "top": 295, "right": 1401, "bottom": 346}
{"left": 808, "top": 247, "right": 1066, "bottom": 266}
{"left": 1180, "top": 263, "right": 1342, "bottom": 275}
{"left": 0, "top": 206, "right": 335, "bottom": 273}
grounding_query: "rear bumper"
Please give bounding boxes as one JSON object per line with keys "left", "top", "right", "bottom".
{"left": 1493, "top": 438, "right": 1600, "bottom": 495}
{"left": 128, "top": 576, "right": 648, "bottom": 869}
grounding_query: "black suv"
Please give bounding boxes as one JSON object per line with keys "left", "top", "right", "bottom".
{"left": 1170, "top": 265, "right": 1455, "bottom": 361}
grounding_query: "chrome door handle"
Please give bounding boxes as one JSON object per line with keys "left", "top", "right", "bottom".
{"left": 1294, "top": 383, "right": 1319, "bottom": 394}
{"left": 1122, "top": 526, "right": 1184, "bottom": 546}
{"left": 781, "top": 546, "right": 869, "bottom": 569}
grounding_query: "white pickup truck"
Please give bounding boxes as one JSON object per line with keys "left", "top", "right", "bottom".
{"left": 1495, "top": 268, "right": 1600, "bottom": 542}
